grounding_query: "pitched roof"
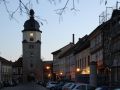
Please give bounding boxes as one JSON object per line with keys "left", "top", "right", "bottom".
{"left": 43, "top": 61, "right": 53, "bottom": 64}
{"left": 0, "top": 56, "right": 12, "bottom": 65}
{"left": 58, "top": 45, "right": 75, "bottom": 58}
{"left": 51, "top": 49, "right": 61, "bottom": 55}
{"left": 13, "top": 57, "right": 23, "bottom": 67}
{"left": 74, "top": 40, "right": 90, "bottom": 54}
{"left": 89, "top": 9, "right": 120, "bottom": 40}
{"left": 74, "top": 35, "right": 90, "bottom": 54}
{"left": 51, "top": 42, "right": 74, "bottom": 55}
{"left": 58, "top": 35, "right": 90, "bottom": 58}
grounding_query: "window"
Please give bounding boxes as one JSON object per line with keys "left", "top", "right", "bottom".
{"left": 29, "top": 45, "right": 34, "bottom": 49}
{"left": 30, "top": 63, "right": 33, "bottom": 68}
{"left": 30, "top": 37, "right": 34, "bottom": 41}
{"left": 18, "top": 68, "right": 20, "bottom": 74}
{"left": 85, "top": 57, "right": 86, "bottom": 67}
{"left": 30, "top": 52, "right": 34, "bottom": 57}
{"left": 88, "top": 56, "right": 90, "bottom": 66}
{"left": 80, "top": 59, "right": 81, "bottom": 68}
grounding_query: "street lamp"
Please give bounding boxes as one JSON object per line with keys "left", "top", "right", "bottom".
{"left": 46, "top": 66, "right": 50, "bottom": 70}
{"left": 76, "top": 68, "right": 80, "bottom": 82}
{"left": 60, "top": 72, "right": 63, "bottom": 75}
{"left": 48, "top": 73, "right": 51, "bottom": 77}
{"left": 76, "top": 68, "right": 80, "bottom": 72}
{"left": 48, "top": 73, "right": 51, "bottom": 80}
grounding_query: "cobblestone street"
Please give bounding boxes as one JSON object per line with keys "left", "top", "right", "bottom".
{"left": 1, "top": 82, "right": 47, "bottom": 90}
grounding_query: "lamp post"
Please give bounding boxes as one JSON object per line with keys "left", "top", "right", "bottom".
{"left": 46, "top": 66, "right": 51, "bottom": 81}
{"left": 59, "top": 72, "right": 63, "bottom": 80}
{"left": 76, "top": 68, "right": 80, "bottom": 82}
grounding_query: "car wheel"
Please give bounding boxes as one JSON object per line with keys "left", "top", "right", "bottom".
{"left": 51, "top": 87, "right": 55, "bottom": 90}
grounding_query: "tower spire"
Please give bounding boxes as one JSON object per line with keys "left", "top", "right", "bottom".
{"left": 30, "top": 9, "right": 34, "bottom": 18}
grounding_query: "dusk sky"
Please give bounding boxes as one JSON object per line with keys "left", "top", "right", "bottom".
{"left": 0, "top": 0, "right": 118, "bottom": 61}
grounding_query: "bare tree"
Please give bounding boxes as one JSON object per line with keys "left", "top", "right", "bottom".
{"left": 0, "top": 0, "right": 79, "bottom": 18}
{"left": 0, "top": 0, "right": 108, "bottom": 21}
{"left": 100, "top": 0, "right": 107, "bottom": 5}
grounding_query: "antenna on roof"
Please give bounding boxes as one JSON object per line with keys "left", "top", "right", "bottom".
{"left": 99, "top": 7, "right": 113, "bottom": 25}
{"left": 116, "top": 1, "right": 120, "bottom": 9}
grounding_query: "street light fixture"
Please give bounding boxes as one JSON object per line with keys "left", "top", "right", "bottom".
{"left": 48, "top": 73, "right": 51, "bottom": 77}
{"left": 60, "top": 72, "right": 63, "bottom": 75}
{"left": 46, "top": 66, "right": 50, "bottom": 70}
{"left": 76, "top": 68, "right": 80, "bottom": 72}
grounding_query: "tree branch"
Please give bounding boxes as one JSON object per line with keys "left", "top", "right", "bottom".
{"left": 55, "top": 0, "right": 70, "bottom": 16}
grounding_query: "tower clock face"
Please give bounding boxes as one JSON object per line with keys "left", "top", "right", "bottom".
{"left": 30, "top": 33, "right": 33, "bottom": 37}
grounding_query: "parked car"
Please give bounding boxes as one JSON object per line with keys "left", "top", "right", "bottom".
{"left": 72, "top": 83, "right": 95, "bottom": 90}
{"left": 95, "top": 86, "right": 120, "bottom": 90}
{"left": 62, "top": 82, "right": 75, "bottom": 90}
{"left": 37, "top": 81, "right": 43, "bottom": 85}
{"left": 54, "top": 81, "right": 66, "bottom": 90}
{"left": 114, "top": 88, "right": 120, "bottom": 90}
{"left": 8, "top": 80, "right": 17, "bottom": 86}
{"left": 37, "top": 81, "right": 47, "bottom": 87}
{"left": 3, "top": 81, "right": 10, "bottom": 87}
{"left": 46, "top": 81, "right": 58, "bottom": 90}
{"left": 0, "top": 81, "right": 4, "bottom": 89}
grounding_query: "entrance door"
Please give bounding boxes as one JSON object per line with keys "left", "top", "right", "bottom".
{"left": 27, "top": 73, "right": 35, "bottom": 82}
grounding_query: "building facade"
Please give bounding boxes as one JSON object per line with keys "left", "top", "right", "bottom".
{"left": 74, "top": 35, "right": 90, "bottom": 83}
{"left": 89, "top": 9, "right": 120, "bottom": 86}
{"left": 52, "top": 43, "right": 74, "bottom": 80}
{"left": 0, "top": 57, "right": 12, "bottom": 82}
{"left": 12, "top": 57, "right": 23, "bottom": 83}
{"left": 103, "top": 9, "right": 120, "bottom": 85}
{"left": 59, "top": 45, "right": 76, "bottom": 81}
{"left": 89, "top": 24, "right": 104, "bottom": 86}
{"left": 43, "top": 61, "right": 53, "bottom": 81}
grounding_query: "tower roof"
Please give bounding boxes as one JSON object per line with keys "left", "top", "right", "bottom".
{"left": 23, "top": 9, "right": 40, "bottom": 32}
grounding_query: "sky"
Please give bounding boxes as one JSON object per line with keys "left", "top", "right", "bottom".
{"left": 0, "top": 0, "right": 118, "bottom": 61}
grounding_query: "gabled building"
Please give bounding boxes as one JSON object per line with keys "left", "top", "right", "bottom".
{"left": 0, "top": 57, "right": 12, "bottom": 82}
{"left": 52, "top": 42, "right": 74, "bottom": 80}
{"left": 104, "top": 9, "right": 120, "bottom": 86}
{"left": 89, "top": 22, "right": 105, "bottom": 86}
{"left": 74, "top": 35, "right": 90, "bottom": 83}
{"left": 74, "top": 35, "right": 90, "bottom": 74}
{"left": 111, "top": 21, "right": 120, "bottom": 85}
{"left": 58, "top": 44, "right": 76, "bottom": 81}
{"left": 89, "top": 9, "right": 120, "bottom": 86}
{"left": 12, "top": 57, "right": 23, "bottom": 83}
{"left": 43, "top": 61, "right": 53, "bottom": 81}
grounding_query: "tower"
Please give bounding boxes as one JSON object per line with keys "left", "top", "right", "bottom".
{"left": 22, "top": 9, "right": 43, "bottom": 82}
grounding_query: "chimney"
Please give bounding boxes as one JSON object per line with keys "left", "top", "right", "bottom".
{"left": 72, "top": 34, "right": 75, "bottom": 44}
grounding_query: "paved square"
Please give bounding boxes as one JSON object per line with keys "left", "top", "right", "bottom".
{"left": 1, "top": 82, "right": 47, "bottom": 90}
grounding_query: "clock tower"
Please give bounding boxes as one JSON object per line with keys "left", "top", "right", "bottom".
{"left": 22, "top": 9, "right": 43, "bottom": 82}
